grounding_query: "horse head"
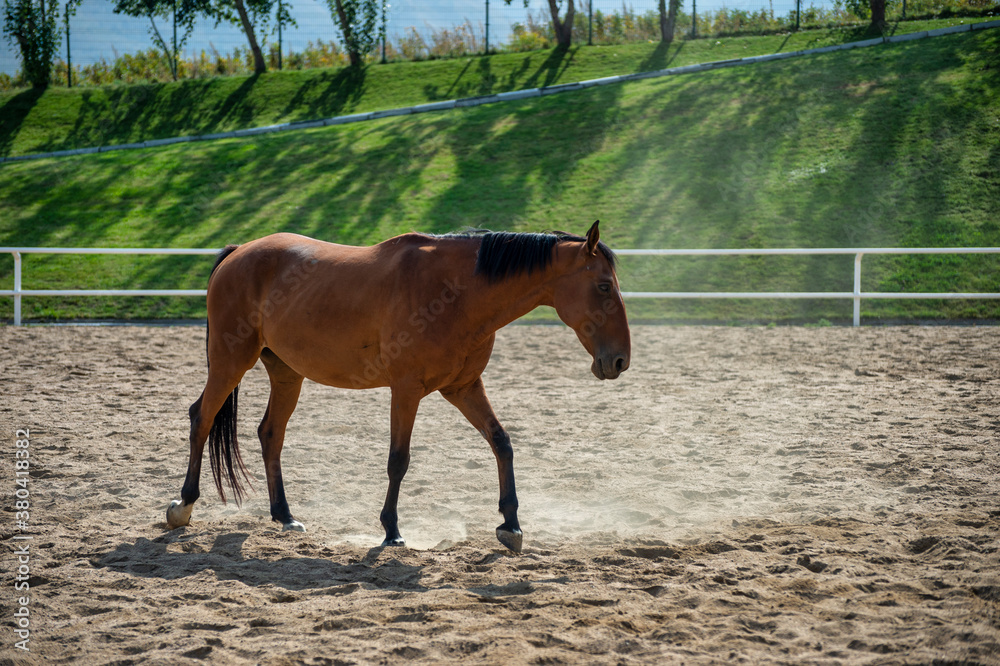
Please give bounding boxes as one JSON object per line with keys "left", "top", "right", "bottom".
{"left": 551, "top": 221, "right": 631, "bottom": 380}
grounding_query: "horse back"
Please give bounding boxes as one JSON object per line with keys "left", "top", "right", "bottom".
{"left": 206, "top": 232, "right": 486, "bottom": 390}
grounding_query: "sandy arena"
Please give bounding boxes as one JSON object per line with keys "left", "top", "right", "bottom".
{"left": 1, "top": 324, "right": 998, "bottom": 664}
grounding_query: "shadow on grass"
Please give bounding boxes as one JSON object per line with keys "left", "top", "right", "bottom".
{"left": 421, "top": 47, "right": 574, "bottom": 102}
{"left": 39, "top": 68, "right": 365, "bottom": 157}
{"left": 419, "top": 78, "right": 625, "bottom": 233}
{"left": 279, "top": 65, "right": 367, "bottom": 121}
{"left": 0, "top": 87, "right": 44, "bottom": 157}
{"left": 638, "top": 40, "right": 683, "bottom": 72}
{"left": 774, "top": 33, "right": 793, "bottom": 53}
{"left": 426, "top": 58, "right": 473, "bottom": 100}
{"left": 523, "top": 45, "right": 577, "bottom": 89}
{"left": 208, "top": 73, "right": 263, "bottom": 128}
{"left": 54, "top": 75, "right": 266, "bottom": 154}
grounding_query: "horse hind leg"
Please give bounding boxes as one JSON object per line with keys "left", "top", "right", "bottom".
{"left": 166, "top": 398, "right": 204, "bottom": 528}
{"left": 258, "top": 348, "right": 306, "bottom": 532}
{"left": 166, "top": 369, "right": 248, "bottom": 527}
{"left": 167, "top": 244, "right": 262, "bottom": 530}
{"left": 166, "top": 340, "right": 261, "bottom": 529}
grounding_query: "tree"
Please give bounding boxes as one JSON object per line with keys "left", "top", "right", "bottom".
{"left": 2, "top": 0, "right": 60, "bottom": 87}
{"left": 327, "top": 0, "right": 382, "bottom": 67}
{"left": 212, "top": 0, "right": 291, "bottom": 75}
{"left": 842, "top": 0, "right": 892, "bottom": 31}
{"left": 545, "top": 0, "right": 574, "bottom": 48}
{"left": 112, "top": 0, "right": 209, "bottom": 80}
{"left": 868, "top": 0, "right": 887, "bottom": 29}
{"left": 113, "top": 0, "right": 288, "bottom": 78}
{"left": 506, "top": 0, "right": 575, "bottom": 49}
{"left": 658, "top": 0, "right": 681, "bottom": 44}
{"left": 230, "top": 0, "right": 266, "bottom": 73}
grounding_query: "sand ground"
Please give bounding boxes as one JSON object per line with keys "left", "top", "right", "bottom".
{"left": 1, "top": 324, "right": 998, "bottom": 664}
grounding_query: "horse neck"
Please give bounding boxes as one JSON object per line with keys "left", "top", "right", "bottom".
{"left": 468, "top": 264, "right": 562, "bottom": 339}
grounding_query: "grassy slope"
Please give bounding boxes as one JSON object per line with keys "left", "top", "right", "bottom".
{"left": 0, "top": 27, "right": 997, "bottom": 323}
{"left": 0, "top": 18, "right": 986, "bottom": 159}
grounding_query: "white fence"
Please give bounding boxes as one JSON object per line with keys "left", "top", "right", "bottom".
{"left": 1, "top": 248, "right": 217, "bottom": 326}
{"left": 615, "top": 247, "right": 1000, "bottom": 326}
{"left": 2, "top": 247, "right": 999, "bottom": 327}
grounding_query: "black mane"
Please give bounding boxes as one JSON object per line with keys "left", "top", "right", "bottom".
{"left": 471, "top": 231, "right": 617, "bottom": 283}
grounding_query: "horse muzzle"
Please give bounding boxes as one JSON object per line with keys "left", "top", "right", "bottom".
{"left": 591, "top": 352, "right": 630, "bottom": 380}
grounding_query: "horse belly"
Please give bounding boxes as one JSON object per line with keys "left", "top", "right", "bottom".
{"left": 258, "top": 280, "right": 392, "bottom": 389}
{"left": 273, "top": 343, "right": 387, "bottom": 389}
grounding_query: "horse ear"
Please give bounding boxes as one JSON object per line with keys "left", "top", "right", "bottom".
{"left": 585, "top": 220, "right": 600, "bottom": 255}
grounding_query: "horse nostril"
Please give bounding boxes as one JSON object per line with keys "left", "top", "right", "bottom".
{"left": 615, "top": 356, "right": 626, "bottom": 373}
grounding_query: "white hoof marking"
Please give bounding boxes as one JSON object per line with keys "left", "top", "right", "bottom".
{"left": 496, "top": 528, "right": 523, "bottom": 553}
{"left": 282, "top": 520, "right": 306, "bottom": 532}
{"left": 166, "top": 499, "right": 193, "bottom": 529}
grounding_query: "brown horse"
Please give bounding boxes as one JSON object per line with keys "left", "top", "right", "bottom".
{"left": 165, "top": 221, "right": 630, "bottom": 552}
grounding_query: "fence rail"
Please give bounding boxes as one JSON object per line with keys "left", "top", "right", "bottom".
{"left": 2, "top": 247, "right": 999, "bottom": 327}
{"left": 616, "top": 247, "right": 1000, "bottom": 325}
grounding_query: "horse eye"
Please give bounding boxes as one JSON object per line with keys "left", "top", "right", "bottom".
{"left": 598, "top": 283, "right": 611, "bottom": 294}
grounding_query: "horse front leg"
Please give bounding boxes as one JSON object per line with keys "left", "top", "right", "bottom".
{"left": 441, "top": 378, "right": 522, "bottom": 553}
{"left": 380, "top": 386, "right": 422, "bottom": 547}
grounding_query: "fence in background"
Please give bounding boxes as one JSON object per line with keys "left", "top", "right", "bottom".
{"left": 0, "top": 0, "right": 908, "bottom": 82}
{"left": 2, "top": 246, "right": 999, "bottom": 326}
{"left": 615, "top": 247, "right": 1000, "bottom": 326}
{"left": 0, "top": 248, "right": 217, "bottom": 326}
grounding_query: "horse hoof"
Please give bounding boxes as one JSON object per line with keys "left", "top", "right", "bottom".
{"left": 282, "top": 520, "right": 306, "bottom": 532}
{"left": 496, "top": 527, "right": 523, "bottom": 553}
{"left": 166, "top": 499, "right": 192, "bottom": 529}
{"left": 381, "top": 537, "right": 405, "bottom": 547}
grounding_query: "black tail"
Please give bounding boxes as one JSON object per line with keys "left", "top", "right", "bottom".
{"left": 205, "top": 244, "right": 252, "bottom": 504}
{"left": 208, "top": 384, "right": 252, "bottom": 504}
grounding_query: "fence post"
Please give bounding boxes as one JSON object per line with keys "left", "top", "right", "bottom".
{"left": 65, "top": 2, "right": 72, "bottom": 87}
{"left": 588, "top": 0, "right": 593, "bottom": 45}
{"left": 853, "top": 252, "right": 863, "bottom": 327}
{"left": 278, "top": 0, "right": 284, "bottom": 69}
{"left": 380, "top": 0, "right": 387, "bottom": 63}
{"left": 172, "top": 0, "right": 178, "bottom": 80}
{"left": 485, "top": 0, "right": 490, "bottom": 54}
{"left": 692, "top": 0, "right": 697, "bottom": 37}
{"left": 13, "top": 252, "right": 22, "bottom": 326}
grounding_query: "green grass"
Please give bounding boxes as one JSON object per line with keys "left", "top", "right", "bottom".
{"left": 0, "top": 24, "right": 998, "bottom": 324}
{"left": 0, "top": 17, "right": 987, "bottom": 159}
